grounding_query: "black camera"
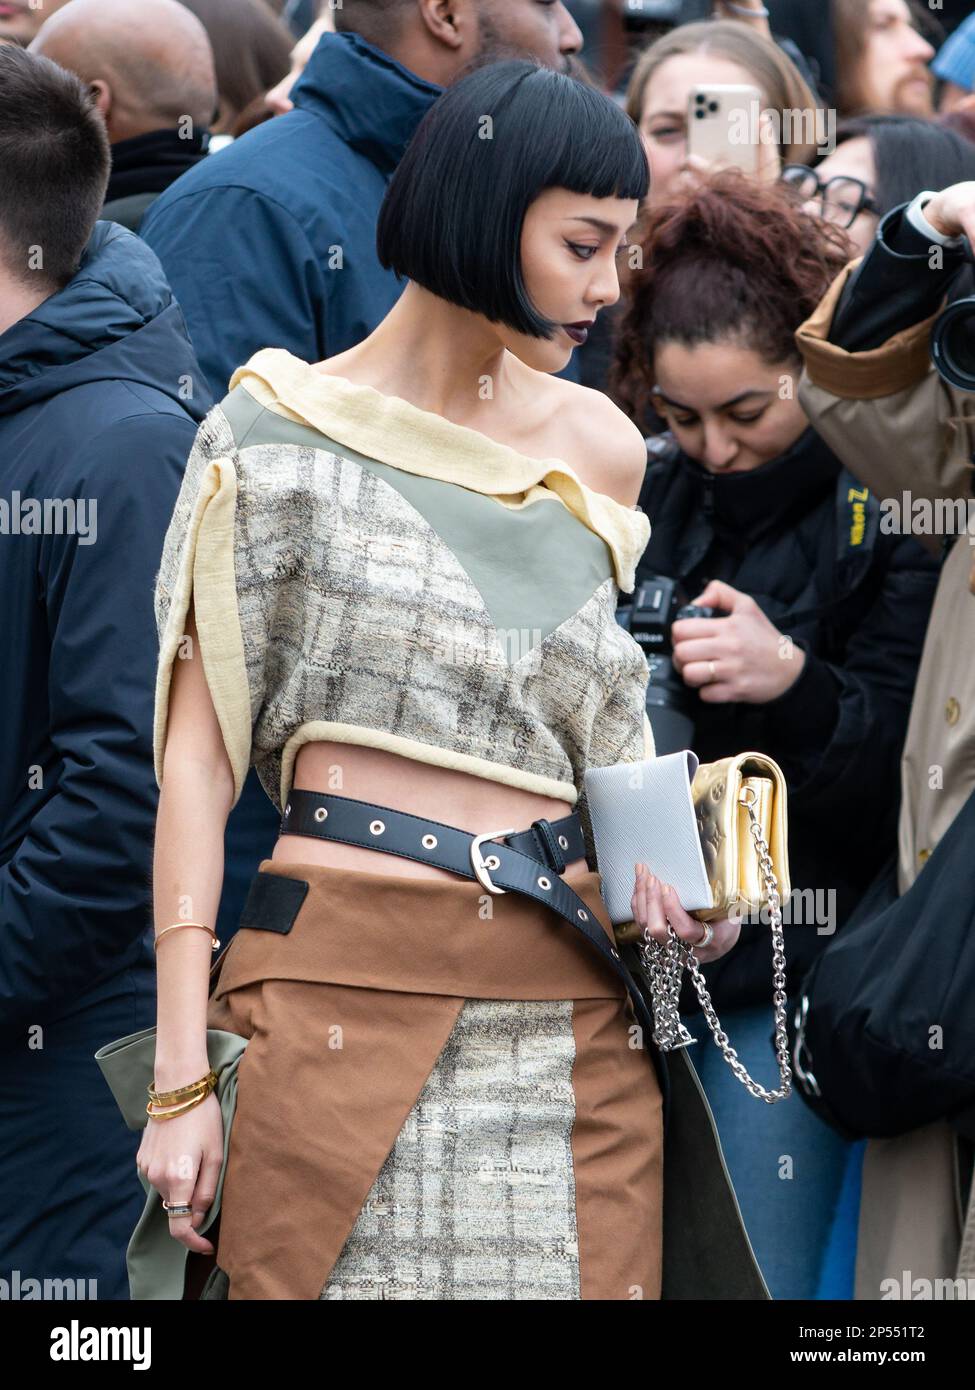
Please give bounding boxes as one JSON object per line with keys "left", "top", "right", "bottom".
{"left": 931, "top": 246, "right": 975, "bottom": 392}
{"left": 616, "top": 575, "right": 726, "bottom": 754}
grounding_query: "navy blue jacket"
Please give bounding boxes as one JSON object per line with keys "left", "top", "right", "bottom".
{"left": 0, "top": 222, "right": 210, "bottom": 1039}
{"left": 141, "top": 30, "right": 444, "bottom": 399}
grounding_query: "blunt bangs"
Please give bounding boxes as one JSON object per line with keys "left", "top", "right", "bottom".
{"left": 376, "top": 60, "right": 650, "bottom": 338}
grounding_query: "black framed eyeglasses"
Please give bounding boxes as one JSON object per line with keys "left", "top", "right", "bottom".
{"left": 781, "top": 164, "right": 879, "bottom": 230}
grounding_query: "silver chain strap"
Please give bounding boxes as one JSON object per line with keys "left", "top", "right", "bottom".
{"left": 636, "top": 787, "right": 793, "bottom": 1103}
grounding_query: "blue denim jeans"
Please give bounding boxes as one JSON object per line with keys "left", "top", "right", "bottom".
{"left": 683, "top": 1002, "right": 865, "bottom": 1300}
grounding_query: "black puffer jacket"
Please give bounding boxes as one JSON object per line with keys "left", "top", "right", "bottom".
{"left": 633, "top": 425, "right": 940, "bottom": 1012}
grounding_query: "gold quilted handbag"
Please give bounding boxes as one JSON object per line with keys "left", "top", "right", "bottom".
{"left": 635, "top": 752, "right": 793, "bottom": 1103}
{"left": 690, "top": 753, "right": 791, "bottom": 923}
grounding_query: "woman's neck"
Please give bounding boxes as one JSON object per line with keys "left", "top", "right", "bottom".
{"left": 316, "top": 281, "right": 527, "bottom": 427}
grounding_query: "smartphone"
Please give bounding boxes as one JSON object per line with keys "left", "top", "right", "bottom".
{"left": 687, "top": 84, "right": 763, "bottom": 175}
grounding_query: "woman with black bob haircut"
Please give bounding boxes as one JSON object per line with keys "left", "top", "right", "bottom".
{"left": 137, "top": 59, "right": 760, "bottom": 1303}
{"left": 376, "top": 58, "right": 648, "bottom": 342}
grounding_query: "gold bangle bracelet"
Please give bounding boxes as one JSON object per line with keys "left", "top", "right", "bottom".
{"left": 148, "top": 1069, "right": 217, "bottom": 1104}
{"left": 153, "top": 922, "right": 220, "bottom": 952}
{"left": 146, "top": 1086, "right": 213, "bottom": 1121}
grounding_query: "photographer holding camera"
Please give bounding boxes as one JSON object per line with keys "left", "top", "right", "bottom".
{"left": 796, "top": 179, "right": 975, "bottom": 1299}
{"left": 611, "top": 171, "right": 939, "bottom": 1298}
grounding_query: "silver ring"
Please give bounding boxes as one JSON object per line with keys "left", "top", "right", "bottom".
{"left": 693, "top": 921, "right": 714, "bottom": 949}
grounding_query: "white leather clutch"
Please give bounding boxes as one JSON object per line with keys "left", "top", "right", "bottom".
{"left": 582, "top": 751, "right": 714, "bottom": 925}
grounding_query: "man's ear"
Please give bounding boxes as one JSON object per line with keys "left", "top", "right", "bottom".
{"left": 89, "top": 78, "right": 112, "bottom": 120}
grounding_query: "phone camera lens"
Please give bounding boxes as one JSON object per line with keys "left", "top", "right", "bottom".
{"left": 695, "top": 93, "right": 706, "bottom": 104}
{"left": 694, "top": 109, "right": 705, "bottom": 119}
{"left": 708, "top": 100, "right": 720, "bottom": 113}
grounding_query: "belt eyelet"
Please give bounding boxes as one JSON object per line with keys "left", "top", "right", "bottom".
{"left": 484, "top": 854, "right": 500, "bottom": 870}
{"left": 370, "top": 820, "right": 385, "bottom": 835}
{"left": 537, "top": 876, "right": 551, "bottom": 891}
{"left": 577, "top": 909, "right": 588, "bottom": 921}
{"left": 284, "top": 803, "right": 291, "bottom": 817}
{"left": 422, "top": 833, "right": 438, "bottom": 849}
{"left": 314, "top": 807, "right": 328, "bottom": 822}
{"left": 557, "top": 834, "right": 569, "bottom": 850}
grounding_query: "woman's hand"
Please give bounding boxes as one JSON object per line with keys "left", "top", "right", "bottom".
{"left": 136, "top": 1090, "right": 225, "bottom": 1254}
{"left": 671, "top": 579, "right": 805, "bottom": 704}
{"left": 920, "top": 182, "right": 975, "bottom": 244}
{"left": 711, "top": 0, "right": 773, "bottom": 41}
{"left": 676, "top": 108, "right": 780, "bottom": 193}
{"left": 632, "top": 864, "right": 741, "bottom": 964}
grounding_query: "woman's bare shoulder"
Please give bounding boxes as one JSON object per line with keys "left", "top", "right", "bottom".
{"left": 545, "top": 376, "right": 649, "bottom": 507}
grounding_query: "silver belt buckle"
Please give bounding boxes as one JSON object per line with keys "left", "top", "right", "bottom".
{"left": 469, "top": 827, "right": 516, "bottom": 894}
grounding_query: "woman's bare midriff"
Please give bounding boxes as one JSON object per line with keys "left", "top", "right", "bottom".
{"left": 270, "top": 740, "right": 584, "bottom": 881}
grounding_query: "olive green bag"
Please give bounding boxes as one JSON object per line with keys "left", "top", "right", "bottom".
{"left": 94, "top": 1024, "right": 247, "bottom": 1299}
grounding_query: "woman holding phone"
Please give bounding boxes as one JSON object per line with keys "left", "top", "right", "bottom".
{"left": 626, "top": 19, "right": 820, "bottom": 205}
{"left": 575, "top": 19, "right": 823, "bottom": 406}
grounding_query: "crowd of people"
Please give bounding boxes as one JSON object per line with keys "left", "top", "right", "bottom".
{"left": 1, "top": 0, "right": 974, "bottom": 1306}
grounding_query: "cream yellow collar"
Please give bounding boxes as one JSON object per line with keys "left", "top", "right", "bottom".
{"left": 228, "top": 348, "right": 651, "bottom": 593}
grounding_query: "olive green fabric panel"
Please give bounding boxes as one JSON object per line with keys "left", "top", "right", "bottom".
{"left": 220, "top": 385, "right": 614, "bottom": 646}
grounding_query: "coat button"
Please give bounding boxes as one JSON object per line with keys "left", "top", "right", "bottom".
{"left": 946, "top": 697, "right": 960, "bottom": 726}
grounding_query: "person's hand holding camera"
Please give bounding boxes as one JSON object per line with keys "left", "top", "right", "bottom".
{"left": 919, "top": 182, "right": 975, "bottom": 244}
{"left": 671, "top": 579, "right": 805, "bottom": 703}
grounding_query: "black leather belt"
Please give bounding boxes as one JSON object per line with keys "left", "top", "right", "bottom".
{"left": 282, "top": 786, "right": 586, "bottom": 876}
{"left": 278, "top": 788, "right": 667, "bottom": 1111}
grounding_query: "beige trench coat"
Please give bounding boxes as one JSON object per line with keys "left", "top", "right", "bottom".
{"left": 796, "top": 260, "right": 975, "bottom": 1298}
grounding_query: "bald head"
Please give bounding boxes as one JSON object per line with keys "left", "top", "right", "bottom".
{"left": 31, "top": 0, "right": 216, "bottom": 141}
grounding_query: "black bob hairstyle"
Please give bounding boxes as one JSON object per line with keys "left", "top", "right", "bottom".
{"left": 376, "top": 59, "right": 650, "bottom": 340}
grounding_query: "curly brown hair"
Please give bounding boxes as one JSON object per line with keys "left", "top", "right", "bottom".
{"left": 609, "top": 171, "right": 854, "bottom": 424}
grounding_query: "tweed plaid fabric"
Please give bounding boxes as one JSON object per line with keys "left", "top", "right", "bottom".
{"left": 320, "top": 998, "right": 580, "bottom": 1300}
{"left": 152, "top": 378, "right": 654, "bottom": 838}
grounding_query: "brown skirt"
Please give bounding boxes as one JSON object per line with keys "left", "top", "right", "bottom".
{"left": 201, "top": 857, "right": 664, "bottom": 1300}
